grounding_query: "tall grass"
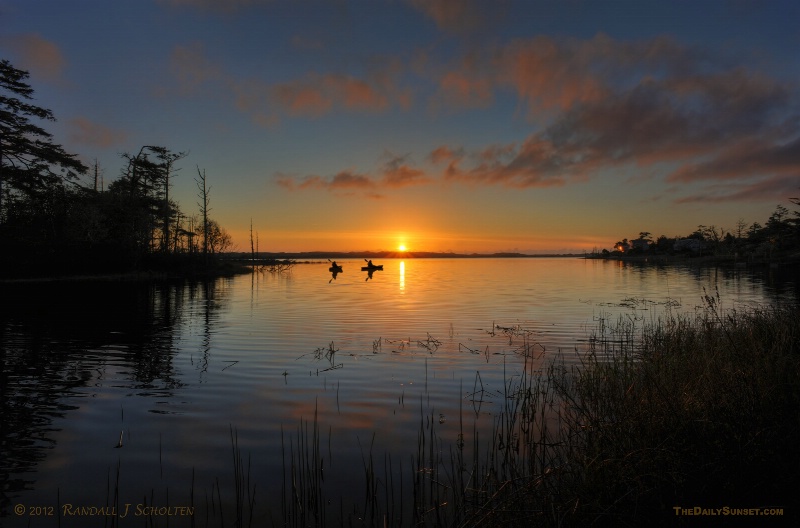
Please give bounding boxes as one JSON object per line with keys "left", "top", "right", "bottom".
{"left": 553, "top": 298, "right": 800, "bottom": 525}
{"left": 278, "top": 299, "right": 799, "bottom": 526}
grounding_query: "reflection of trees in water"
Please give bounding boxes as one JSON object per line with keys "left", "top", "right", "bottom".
{"left": 0, "top": 279, "right": 227, "bottom": 514}
{"left": 185, "top": 280, "right": 226, "bottom": 382}
{"left": 618, "top": 260, "right": 800, "bottom": 304}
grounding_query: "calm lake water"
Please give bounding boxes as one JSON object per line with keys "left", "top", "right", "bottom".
{"left": 2, "top": 258, "right": 798, "bottom": 527}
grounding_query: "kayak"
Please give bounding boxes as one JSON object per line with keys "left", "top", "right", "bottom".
{"left": 361, "top": 265, "right": 383, "bottom": 271}
{"left": 329, "top": 265, "right": 343, "bottom": 272}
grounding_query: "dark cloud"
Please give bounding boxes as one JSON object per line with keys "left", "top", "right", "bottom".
{"left": 674, "top": 173, "right": 800, "bottom": 204}
{"left": 276, "top": 171, "right": 374, "bottom": 192}
{"left": 276, "top": 155, "right": 432, "bottom": 196}
{"left": 426, "top": 35, "right": 800, "bottom": 200}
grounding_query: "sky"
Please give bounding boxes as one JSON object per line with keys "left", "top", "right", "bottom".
{"left": 2, "top": 0, "right": 799, "bottom": 254}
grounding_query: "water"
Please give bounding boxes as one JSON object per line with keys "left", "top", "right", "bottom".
{"left": 1, "top": 258, "right": 797, "bottom": 526}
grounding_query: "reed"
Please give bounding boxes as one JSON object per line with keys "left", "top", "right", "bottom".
{"left": 552, "top": 300, "right": 800, "bottom": 524}
{"left": 276, "top": 300, "right": 799, "bottom": 526}
{"left": 229, "top": 426, "right": 256, "bottom": 528}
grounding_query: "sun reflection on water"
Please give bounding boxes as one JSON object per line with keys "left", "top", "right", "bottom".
{"left": 399, "top": 261, "right": 405, "bottom": 292}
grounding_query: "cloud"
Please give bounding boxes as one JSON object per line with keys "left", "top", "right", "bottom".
{"left": 67, "top": 117, "right": 129, "bottom": 149}
{"left": 382, "top": 154, "right": 431, "bottom": 187}
{"left": 193, "top": 68, "right": 406, "bottom": 126}
{"left": 409, "top": 0, "right": 496, "bottom": 34}
{"left": 429, "top": 146, "right": 464, "bottom": 164}
{"left": 432, "top": 138, "right": 568, "bottom": 188}
{"left": 493, "top": 35, "right": 611, "bottom": 113}
{"left": 424, "top": 34, "right": 800, "bottom": 200}
{"left": 276, "top": 156, "right": 431, "bottom": 196}
{"left": 668, "top": 137, "right": 800, "bottom": 184}
{"left": 272, "top": 73, "right": 390, "bottom": 116}
{"left": 673, "top": 173, "right": 800, "bottom": 204}
{"left": 0, "top": 33, "right": 66, "bottom": 82}
{"left": 536, "top": 68, "right": 800, "bottom": 196}
{"left": 169, "top": 42, "right": 222, "bottom": 94}
{"left": 230, "top": 70, "right": 412, "bottom": 125}
{"left": 276, "top": 171, "right": 374, "bottom": 192}
{"left": 168, "top": 31, "right": 800, "bottom": 203}
{"left": 434, "top": 70, "right": 494, "bottom": 110}
{"left": 329, "top": 171, "right": 375, "bottom": 190}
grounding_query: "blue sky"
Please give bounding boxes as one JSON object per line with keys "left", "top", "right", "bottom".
{"left": 2, "top": 0, "right": 799, "bottom": 252}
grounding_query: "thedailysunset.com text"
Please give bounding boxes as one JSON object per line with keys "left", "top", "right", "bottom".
{"left": 673, "top": 506, "right": 784, "bottom": 517}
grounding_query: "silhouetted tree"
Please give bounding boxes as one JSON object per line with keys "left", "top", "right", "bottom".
{"left": 195, "top": 167, "right": 210, "bottom": 262}
{"left": 108, "top": 146, "right": 188, "bottom": 259}
{"left": 150, "top": 147, "right": 188, "bottom": 252}
{"left": 204, "top": 219, "right": 232, "bottom": 254}
{"left": 0, "top": 59, "right": 87, "bottom": 221}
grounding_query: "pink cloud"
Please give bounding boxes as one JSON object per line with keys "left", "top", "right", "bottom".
{"left": 232, "top": 79, "right": 278, "bottom": 126}
{"left": 429, "top": 146, "right": 464, "bottom": 164}
{"left": 227, "top": 72, "right": 401, "bottom": 125}
{"left": 273, "top": 80, "right": 332, "bottom": 117}
{"left": 494, "top": 36, "right": 610, "bottom": 113}
{"left": 1, "top": 33, "right": 66, "bottom": 82}
{"left": 169, "top": 42, "right": 222, "bottom": 94}
{"left": 272, "top": 74, "right": 389, "bottom": 116}
{"left": 435, "top": 70, "right": 494, "bottom": 110}
{"left": 67, "top": 117, "right": 129, "bottom": 149}
{"left": 409, "top": 0, "right": 487, "bottom": 33}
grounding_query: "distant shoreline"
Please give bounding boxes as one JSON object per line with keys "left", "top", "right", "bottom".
{"left": 585, "top": 253, "right": 800, "bottom": 268}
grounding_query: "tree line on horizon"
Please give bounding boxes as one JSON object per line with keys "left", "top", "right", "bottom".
{"left": 0, "top": 59, "right": 233, "bottom": 277}
{"left": 603, "top": 201, "right": 800, "bottom": 262}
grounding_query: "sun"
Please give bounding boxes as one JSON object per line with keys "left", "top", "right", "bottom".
{"left": 398, "top": 244, "right": 407, "bottom": 252}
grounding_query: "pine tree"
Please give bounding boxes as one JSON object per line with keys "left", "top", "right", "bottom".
{"left": 0, "top": 59, "right": 87, "bottom": 220}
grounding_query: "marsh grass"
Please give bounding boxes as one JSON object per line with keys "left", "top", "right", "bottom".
{"left": 278, "top": 299, "right": 799, "bottom": 526}
{"left": 553, "top": 298, "right": 800, "bottom": 524}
